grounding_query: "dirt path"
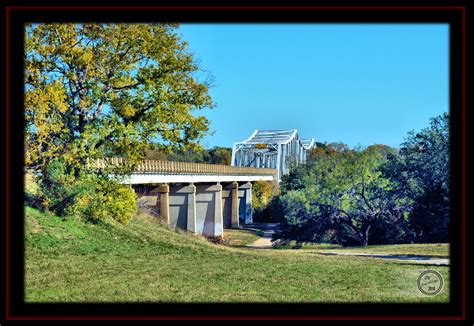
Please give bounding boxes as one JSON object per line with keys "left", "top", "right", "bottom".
{"left": 245, "top": 223, "right": 278, "bottom": 249}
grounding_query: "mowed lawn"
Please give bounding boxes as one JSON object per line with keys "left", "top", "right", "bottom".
{"left": 25, "top": 206, "right": 450, "bottom": 303}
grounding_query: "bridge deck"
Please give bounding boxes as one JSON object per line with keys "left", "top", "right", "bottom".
{"left": 89, "top": 158, "right": 278, "bottom": 184}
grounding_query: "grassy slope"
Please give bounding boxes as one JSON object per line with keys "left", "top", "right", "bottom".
{"left": 25, "top": 206, "right": 450, "bottom": 303}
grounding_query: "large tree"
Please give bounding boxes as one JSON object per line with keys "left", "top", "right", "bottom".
{"left": 382, "top": 113, "right": 450, "bottom": 242}
{"left": 276, "top": 145, "right": 410, "bottom": 246}
{"left": 25, "top": 23, "right": 214, "bottom": 175}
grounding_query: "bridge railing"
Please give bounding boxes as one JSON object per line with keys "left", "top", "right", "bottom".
{"left": 88, "top": 158, "right": 278, "bottom": 176}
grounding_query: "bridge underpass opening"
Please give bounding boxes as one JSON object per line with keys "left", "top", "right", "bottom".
{"left": 134, "top": 181, "right": 254, "bottom": 238}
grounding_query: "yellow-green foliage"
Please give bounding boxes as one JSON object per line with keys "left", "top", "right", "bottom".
{"left": 72, "top": 179, "right": 137, "bottom": 224}
{"left": 25, "top": 172, "right": 39, "bottom": 195}
{"left": 37, "top": 158, "right": 137, "bottom": 224}
{"left": 252, "top": 181, "right": 280, "bottom": 210}
{"left": 25, "top": 23, "right": 214, "bottom": 175}
{"left": 24, "top": 23, "right": 214, "bottom": 224}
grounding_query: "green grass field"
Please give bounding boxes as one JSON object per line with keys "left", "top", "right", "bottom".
{"left": 25, "top": 206, "right": 450, "bottom": 303}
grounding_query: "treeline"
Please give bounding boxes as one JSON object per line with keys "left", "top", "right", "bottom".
{"left": 144, "top": 146, "right": 232, "bottom": 165}
{"left": 271, "top": 113, "right": 449, "bottom": 246}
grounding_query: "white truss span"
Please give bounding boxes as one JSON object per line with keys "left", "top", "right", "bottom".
{"left": 231, "top": 129, "right": 316, "bottom": 181}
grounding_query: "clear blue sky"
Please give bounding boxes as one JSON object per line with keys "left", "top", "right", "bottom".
{"left": 178, "top": 24, "right": 449, "bottom": 149}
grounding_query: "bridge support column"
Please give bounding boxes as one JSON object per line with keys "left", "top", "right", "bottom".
{"left": 213, "top": 183, "right": 224, "bottom": 237}
{"left": 195, "top": 183, "right": 224, "bottom": 238}
{"left": 239, "top": 182, "right": 253, "bottom": 224}
{"left": 187, "top": 183, "right": 197, "bottom": 233}
{"left": 155, "top": 184, "right": 170, "bottom": 225}
{"left": 231, "top": 181, "right": 240, "bottom": 228}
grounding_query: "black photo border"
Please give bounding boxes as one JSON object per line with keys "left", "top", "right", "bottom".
{"left": 3, "top": 2, "right": 468, "bottom": 321}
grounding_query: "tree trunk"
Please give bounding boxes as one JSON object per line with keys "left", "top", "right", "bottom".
{"left": 361, "top": 224, "right": 372, "bottom": 247}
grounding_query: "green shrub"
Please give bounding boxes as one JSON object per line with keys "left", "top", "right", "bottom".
{"left": 37, "top": 158, "right": 137, "bottom": 224}
{"left": 70, "top": 177, "right": 137, "bottom": 224}
{"left": 252, "top": 181, "right": 280, "bottom": 222}
{"left": 38, "top": 159, "right": 77, "bottom": 216}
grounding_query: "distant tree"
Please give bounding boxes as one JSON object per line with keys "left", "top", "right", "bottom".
{"left": 314, "top": 141, "right": 327, "bottom": 149}
{"left": 252, "top": 180, "right": 281, "bottom": 222}
{"left": 143, "top": 147, "right": 172, "bottom": 161}
{"left": 169, "top": 149, "right": 210, "bottom": 163}
{"left": 143, "top": 146, "right": 231, "bottom": 165}
{"left": 307, "top": 142, "right": 350, "bottom": 161}
{"left": 280, "top": 164, "right": 308, "bottom": 192}
{"left": 366, "top": 144, "right": 397, "bottom": 158}
{"left": 281, "top": 142, "right": 348, "bottom": 192}
{"left": 207, "top": 147, "right": 232, "bottom": 165}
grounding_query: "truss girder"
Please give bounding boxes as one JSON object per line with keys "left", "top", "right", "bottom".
{"left": 231, "top": 129, "right": 316, "bottom": 181}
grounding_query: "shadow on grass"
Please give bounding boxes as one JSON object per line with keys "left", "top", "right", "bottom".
{"left": 314, "top": 252, "right": 449, "bottom": 259}
{"left": 389, "top": 261, "right": 451, "bottom": 267}
{"left": 309, "top": 252, "right": 450, "bottom": 266}
{"left": 239, "top": 227, "right": 265, "bottom": 237}
{"left": 271, "top": 241, "right": 343, "bottom": 250}
{"left": 24, "top": 192, "right": 43, "bottom": 210}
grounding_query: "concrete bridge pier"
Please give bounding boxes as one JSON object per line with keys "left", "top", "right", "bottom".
{"left": 153, "top": 184, "right": 170, "bottom": 225}
{"left": 231, "top": 181, "right": 240, "bottom": 228}
{"left": 195, "top": 182, "right": 224, "bottom": 238}
{"left": 136, "top": 181, "right": 255, "bottom": 238}
{"left": 186, "top": 183, "right": 197, "bottom": 234}
{"left": 239, "top": 182, "right": 253, "bottom": 225}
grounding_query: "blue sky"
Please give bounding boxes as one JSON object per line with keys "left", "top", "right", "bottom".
{"left": 178, "top": 24, "right": 449, "bottom": 149}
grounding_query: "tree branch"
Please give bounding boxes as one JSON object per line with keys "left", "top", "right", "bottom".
{"left": 111, "top": 82, "right": 141, "bottom": 90}
{"left": 357, "top": 176, "right": 375, "bottom": 212}
{"left": 123, "top": 105, "right": 152, "bottom": 124}
{"left": 340, "top": 218, "right": 362, "bottom": 242}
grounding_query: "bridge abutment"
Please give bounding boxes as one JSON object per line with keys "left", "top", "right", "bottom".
{"left": 231, "top": 181, "right": 240, "bottom": 228}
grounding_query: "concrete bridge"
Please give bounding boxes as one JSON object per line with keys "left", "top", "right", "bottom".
{"left": 91, "top": 158, "right": 278, "bottom": 238}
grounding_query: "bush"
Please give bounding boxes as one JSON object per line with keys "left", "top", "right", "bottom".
{"left": 24, "top": 171, "right": 43, "bottom": 209}
{"left": 37, "top": 158, "right": 137, "bottom": 224}
{"left": 252, "top": 181, "right": 280, "bottom": 222}
{"left": 367, "top": 214, "right": 412, "bottom": 245}
{"left": 69, "top": 176, "right": 137, "bottom": 224}
{"left": 254, "top": 196, "right": 285, "bottom": 223}
{"left": 272, "top": 191, "right": 330, "bottom": 244}
{"left": 408, "top": 188, "right": 450, "bottom": 243}
{"left": 38, "top": 159, "right": 78, "bottom": 216}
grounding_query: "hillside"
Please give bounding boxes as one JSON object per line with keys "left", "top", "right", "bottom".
{"left": 25, "top": 206, "right": 449, "bottom": 303}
